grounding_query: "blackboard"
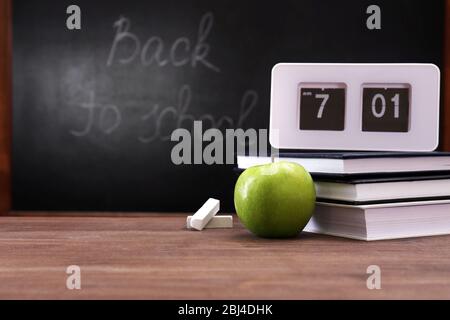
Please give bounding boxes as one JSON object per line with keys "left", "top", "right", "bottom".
{"left": 12, "top": 0, "right": 444, "bottom": 212}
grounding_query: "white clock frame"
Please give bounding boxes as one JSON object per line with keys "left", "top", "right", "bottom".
{"left": 269, "top": 63, "right": 440, "bottom": 151}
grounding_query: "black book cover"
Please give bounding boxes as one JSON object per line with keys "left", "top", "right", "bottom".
{"left": 313, "top": 172, "right": 450, "bottom": 183}
{"left": 278, "top": 151, "right": 450, "bottom": 160}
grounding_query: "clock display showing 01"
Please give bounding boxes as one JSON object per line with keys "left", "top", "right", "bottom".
{"left": 362, "top": 85, "right": 410, "bottom": 132}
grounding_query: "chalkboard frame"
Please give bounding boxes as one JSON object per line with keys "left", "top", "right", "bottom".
{"left": 1, "top": 0, "right": 450, "bottom": 215}
{"left": 0, "top": 0, "right": 12, "bottom": 215}
{"left": 444, "top": 0, "right": 450, "bottom": 151}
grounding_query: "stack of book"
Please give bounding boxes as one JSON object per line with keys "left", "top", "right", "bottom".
{"left": 237, "top": 152, "right": 450, "bottom": 241}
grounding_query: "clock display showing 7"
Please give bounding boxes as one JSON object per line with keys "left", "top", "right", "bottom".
{"left": 299, "top": 86, "right": 346, "bottom": 131}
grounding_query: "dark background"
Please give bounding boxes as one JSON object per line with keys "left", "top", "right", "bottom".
{"left": 12, "top": 0, "right": 444, "bottom": 212}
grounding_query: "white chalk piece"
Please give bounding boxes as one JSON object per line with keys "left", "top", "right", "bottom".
{"left": 187, "top": 215, "right": 233, "bottom": 230}
{"left": 190, "top": 198, "right": 220, "bottom": 231}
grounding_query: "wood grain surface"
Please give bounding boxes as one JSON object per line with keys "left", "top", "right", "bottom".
{"left": 0, "top": 213, "right": 449, "bottom": 299}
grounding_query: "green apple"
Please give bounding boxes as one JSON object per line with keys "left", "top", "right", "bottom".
{"left": 234, "top": 161, "right": 316, "bottom": 238}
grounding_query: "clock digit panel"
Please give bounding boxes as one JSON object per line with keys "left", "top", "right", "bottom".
{"left": 299, "top": 84, "right": 346, "bottom": 131}
{"left": 362, "top": 85, "right": 410, "bottom": 132}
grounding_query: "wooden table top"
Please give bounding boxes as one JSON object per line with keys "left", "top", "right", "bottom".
{"left": 0, "top": 212, "right": 449, "bottom": 299}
